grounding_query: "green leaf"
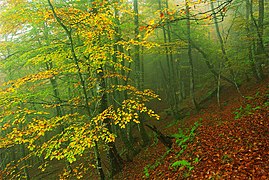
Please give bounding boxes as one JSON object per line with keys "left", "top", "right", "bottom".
{"left": 143, "top": 166, "right": 150, "bottom": 178}
{"left": 171, "top": 160, "right": 190, "bottom": 168}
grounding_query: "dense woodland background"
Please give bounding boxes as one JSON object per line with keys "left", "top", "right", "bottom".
{"left": 0, "top": 0, "right": 268, "bottom": 179}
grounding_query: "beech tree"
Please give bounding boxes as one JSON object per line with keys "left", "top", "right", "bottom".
{"left": 0, "top": 1, "right": 160, "bottom": 179}
{"left": 0, "top": 0, "right": 268, "bottom": 179}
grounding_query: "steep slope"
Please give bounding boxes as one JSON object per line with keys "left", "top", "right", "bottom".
{"left": 117, "top": 78, "right": 269, "bottom": 179}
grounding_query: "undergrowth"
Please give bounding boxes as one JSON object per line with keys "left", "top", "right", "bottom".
{"left": 143, "top": 119, "right": 201, "bottom": 178}
{"left": 170, "top": 120, "right": 201, "bottom": 177}
{"left": 234, "top": 91, "right": 269, "bottom": 119}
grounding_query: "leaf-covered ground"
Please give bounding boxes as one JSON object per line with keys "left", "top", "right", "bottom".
{"left": 116, "top": 78, "right": 269, "bottom": 179}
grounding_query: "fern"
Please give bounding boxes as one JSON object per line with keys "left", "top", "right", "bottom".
{"left": 143, "top": 166, "right": 150, "bottom": 178}
{"left": 171, "top": 160, "right": 193, "bottom": 171}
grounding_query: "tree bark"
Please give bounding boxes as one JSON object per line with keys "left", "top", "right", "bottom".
{"left": 113, "top": 0, "right": 136, "bottom": 160}
{"left": 133, "top": 0, "right": 150, "bottom": 147}
{"left": 98, "top": 67, "right": 123, "bottom": 177}
{"left": 145, "top": 124, "right": 173, "bottom": 148}
{"left": 186, "top": 0, "right": 199, "bottom": 111}
{"left": 245, "top": 0, "right": 261, "bottom": 81}
{"left": 250, "top": 0, "right": 267, "bottom": 78}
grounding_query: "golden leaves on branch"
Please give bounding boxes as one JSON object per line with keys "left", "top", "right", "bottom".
{"left": 35, "top": 113, "right": 116, "bottom": 163}
{"left": 112, "top": 98, "right": 160, "bottom": 128}
{"left": 0, "top": 0, "right": 162, "bottom": 172}
{"left": 3, "top": 70, "right": 59, "bottom": 92}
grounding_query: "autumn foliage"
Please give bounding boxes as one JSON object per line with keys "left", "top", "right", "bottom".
{"left": 0, "top": 0, "right": 268, "bottom": 179}
{"left": 0, "top": 0, "right": 160, "bottom": 179}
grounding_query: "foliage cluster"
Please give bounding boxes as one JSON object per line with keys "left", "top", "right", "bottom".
{"left": 0, "top": 0, "right": 160, "bottom": 179}
{"left": 0, "top": 0, "right": 268, "bottom": 179}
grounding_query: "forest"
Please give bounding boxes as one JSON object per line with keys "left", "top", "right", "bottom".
{"left": 0, "top": 0, "right": 268, "bottom": 179}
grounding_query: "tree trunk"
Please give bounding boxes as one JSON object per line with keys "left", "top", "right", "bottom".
{"left": 134, "top": 0, "right": 141, "bottom": 90}
{"left": 250, "top": 0, "right": 267, "bottom": 79}
{"left": 186, "top": 0, "right": 199, "bottom": 111}
{"left": 158, "top": 0, "right": 179, "bottom": 114}
{"left": 133, "top": 0, "right": 150, "bottom": 147}
{"left": 165, "top": 0, "right": 180, "bottom": 114}
{"left": 145, "top": 124, "right": 173, "bottom": 148}
{"left": 256, "top": 0, "right": 265, "bottom": 79}
{"left": 113, "top": 0, "right": 137, "bottom": 160}
{"left": 98, "top": 67, "right": 123, "bottom": 177}
{"left": 210, "top": 0, "right": 242, "bottom": 96}
{"left": 217, "top": 62, "right": 222, "bottom": 109}
{"left": 245, "top": 0, "right": 261, "bottom": 81}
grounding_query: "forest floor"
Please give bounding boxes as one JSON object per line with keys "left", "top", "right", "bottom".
{"left": 116, "top": 77, "right": 269, "bottom": 179}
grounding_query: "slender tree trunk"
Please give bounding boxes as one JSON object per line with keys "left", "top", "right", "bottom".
{"left": 125, "top": 50, "right": 136, "bottom": 149}
{"left": 217, "top": 62, "right": 222, "bottom": 109}
{"left": 134, "top": 0, "right": 141, "bottom": 90}
{"left": 141, "top": 46, "right": 145, "bottom": 90}
{"left": 133, "top": 0, "right": 149, "bottom": 147}
{"left": 210, "top": 0, "right": 242, "bottom": 96}
{"left": 186, "top": 0, "right": 199, "bottom": 111}
{"left": 93, "top": 142, "right": 105, "bottom": 180}
{"left": 245, "top": 0, "right": 261, "bottom": 81}
{"left": 250, "top": 0, "right": 267, "bottom": 78}
{"left": 256, "top": 0, "right": 265, "bottom": 78}
{"left": 165, "top": 0, "right": 180, "bottom": 114}
{"left": 158, "top": 0, "right": 177, "bottom": 114}
{"left": 176, "top": 59, "right": 184, "bottom": 101}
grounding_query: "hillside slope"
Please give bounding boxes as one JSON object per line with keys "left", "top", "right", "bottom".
{"left": 116, "top": 78, "right": 269, "bottom": 179}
